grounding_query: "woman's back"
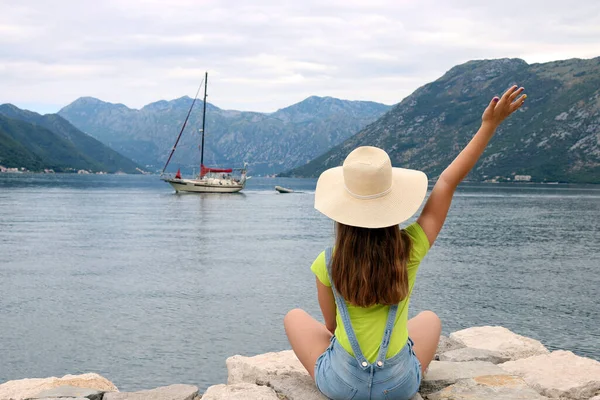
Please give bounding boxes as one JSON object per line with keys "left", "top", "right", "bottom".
{"left": 310, "top": 222, "right": 430, "bottom": 363}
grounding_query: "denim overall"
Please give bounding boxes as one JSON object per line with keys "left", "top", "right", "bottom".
{"left": 314, "top": 247, "right": 422, "bottom": 400}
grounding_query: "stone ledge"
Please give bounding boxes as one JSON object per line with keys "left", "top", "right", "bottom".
{"left": 0, "top": 373, "right": 117, "bottom": 400}
{"left": 427, "top": 375, "right": 549, "bottom": 399}
{"left": 450, "top": 326, "right": 549, "bottom": 360}
{"left": 420, "top": 361, "right": 508, "bottom": 395}
{"left": 2, "top": 326, "right": 598, "bottom": 400}
{"left": 103, "top": 384, "right": 199, "bottom": 400}
{"left": 27, "top": 385, "right": 104, "bottom": 400}
{"left": 202, "top": 383, "right": 280, "bottom": 400}
{"left": 436, "top": 335, "right": 465, "bottom": 356}
{"left": 500, "top": 350, "right": 600, "bottom": 399}
{"left": 439, "top": 347, "right": 510, "bottom": 364}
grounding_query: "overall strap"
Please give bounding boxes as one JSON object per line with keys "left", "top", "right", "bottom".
{"left": 325, "top": 247, "right": 370, "bottom": 370}
{"left": 374, "top": 303, "right": 398, "bottom": 369}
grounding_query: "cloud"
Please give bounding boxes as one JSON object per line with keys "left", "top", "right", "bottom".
{"left": 0, "top": 0, "right": 598, "bottom": 113}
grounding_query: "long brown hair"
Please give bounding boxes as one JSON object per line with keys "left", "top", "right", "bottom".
{"left": 331, "top": 222, "right": 412, "bottom": 308}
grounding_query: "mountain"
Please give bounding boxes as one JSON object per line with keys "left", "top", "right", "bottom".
{"left": 0, "top": 104, "right": 142, "bottom": 173}
{"left": 0, "top": 114, "right": 99, "bottom": 172}
{"left": 282, "top": 57, "right": 600, "bottom": 184}
{"left": 58, "top": 96, "right": 391, "bottom": 175}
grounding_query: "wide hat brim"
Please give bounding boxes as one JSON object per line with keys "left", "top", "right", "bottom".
{"left": 315, "top": 166, "right": 428, "bottom": 228}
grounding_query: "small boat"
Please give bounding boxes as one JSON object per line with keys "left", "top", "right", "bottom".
{"left": 275, "top": 186, "right": 294, "bottom": 193}
{"left": 160, "top": 72, "right": 247, "bottom": 193}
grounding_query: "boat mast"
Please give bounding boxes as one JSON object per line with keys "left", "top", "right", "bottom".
{"left": 200, "top": 71, "right": 208, "bottom": 169}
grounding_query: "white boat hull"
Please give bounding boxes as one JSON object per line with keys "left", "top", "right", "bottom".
{"left": 164, "top": 178, "right": 245, "bottom": 193}
{"left": 275, "top": 186, "right": 294, "bottom": 193}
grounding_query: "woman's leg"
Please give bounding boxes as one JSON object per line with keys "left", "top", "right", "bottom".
{"left": 284, "top": 308, "right": 332, "bottom": 379}
{"left": 407, "top": 310, "right": 442, "bottom": 374}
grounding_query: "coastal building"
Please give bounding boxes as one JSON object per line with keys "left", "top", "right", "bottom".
{"left": 515, "top": 175, "right": 532, "bottom": 182}
{"left": 4, "top": 167, "right": 22, "bottom": 173}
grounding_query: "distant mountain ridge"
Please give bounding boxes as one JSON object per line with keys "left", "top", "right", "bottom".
{"left": 0, "top": 104, "right": 141, "bottom": 173}
{"left": 283, "top": 57, "right": 600, "bottom": 184}
{"left": 58, "top": 95, "right": 391, "bottom": 175}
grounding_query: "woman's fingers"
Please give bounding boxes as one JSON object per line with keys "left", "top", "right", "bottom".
{"left": 509, "top": 87, "right": 524, "bottom": 102}
{"left": 487, "top": 96, "right": 500, "bottom": 110}
{"left": 510, "top": 94, "right": 527, "bottom": 111}
{"left": 501, "top": 85, "right": 519, "bottom": 102}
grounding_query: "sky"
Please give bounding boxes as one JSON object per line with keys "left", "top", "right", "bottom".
{"left": 1, "top": 0, "right": 599, "bottom": 114}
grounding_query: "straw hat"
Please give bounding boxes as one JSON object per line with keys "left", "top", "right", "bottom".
{"left": 315, "top": 146, "right": 428, "bottom": 228}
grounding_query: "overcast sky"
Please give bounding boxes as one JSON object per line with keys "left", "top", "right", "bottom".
{"left": 1, "top": 0, "right": 599, "bottom": 114}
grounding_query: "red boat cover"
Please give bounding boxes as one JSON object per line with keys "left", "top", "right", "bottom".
{"left": 175, "top": 168, "right": 182, "bottom": 179}
{"left": 201, "top": 164, "right": 232, "bottom": 177}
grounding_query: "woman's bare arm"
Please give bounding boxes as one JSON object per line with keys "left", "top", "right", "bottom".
{"left": 417, "top": 85, "right": 527, "bottom": 246}
{"left": 316, "top": 278, "right": 337, "bottom": 334}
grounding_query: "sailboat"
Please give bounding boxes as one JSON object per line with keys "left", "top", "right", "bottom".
{"left": 160, "top": 72, "right": 248, "bottom": 193}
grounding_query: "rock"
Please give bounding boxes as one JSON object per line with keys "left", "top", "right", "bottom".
{"left": 260, "top": 375, "right": 325, "bottom": 400}
{"left": 420, "top": 361, "right": 509, "bottom": 395}
{"left": 436, "top": 335, "right": 466, "bottom": 356}
{"left": 29, "top": 385, "right": 104, "bottom": 399}
{"left": 32, "top": 398, "right": 88, "bottom": 400}
{"left": 427, "top": 375, "right": 548, "bottom": 399}
{"left": 227, "top": 351, "right": 307, "bottom": 385}
{"left": 202, "top": 383, "right": 280, "bottom": 399}
{"left": 450, "top": 326, "right": 549, "bottom": 360}
{"left": 0, "top": 373, "right": 117, "bottom": 400}
{"left": 410, "top": 394, "right": 423, "bottom": 400}
{"left": 439, "top": 347, "right": 510, "bottom": 364}
{"left": 103, "top": 384, "right": 199, "bottom": 400}
{"left": 227, "top": 351, "right": 324, "bottom": 399}
{"left": 588, "top": 396, "right": 600, "bottom": 400}
{"left": 499, "top": 350, "right": 600, "bottom": 399}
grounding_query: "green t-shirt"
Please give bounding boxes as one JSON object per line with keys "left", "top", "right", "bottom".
{"left": 311, "top": 222, "right": 430, "bottom": 363}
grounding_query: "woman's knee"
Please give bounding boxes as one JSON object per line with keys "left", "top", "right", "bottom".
{"left": 284, "top": 308, "right": 307, "bottom": 328}
{"left": 418, "top": 310, "right": 442, "bottom": 331}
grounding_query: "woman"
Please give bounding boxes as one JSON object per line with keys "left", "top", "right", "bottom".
{"left": 284, "top": 86, "right": 527, "bottom": 399}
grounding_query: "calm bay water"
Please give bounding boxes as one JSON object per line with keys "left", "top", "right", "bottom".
{"left": 1, "top": 174, "right": 599, "bottom": 391}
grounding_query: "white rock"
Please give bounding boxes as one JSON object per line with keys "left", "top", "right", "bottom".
{"left": 436, "top": 335, "right": 465, "bottom": 356}
{"left": 263, "top": 375, "right": 325, "bottom": 400}
{"left": 32, "top": 398, "right": 88, "bottom": 400}
{"left": 103, "top": 384, "right": 199, "bottom": 400}
{"left": 227, "top": 350, "right": 307, "bottom": 385}
{"left": 202, "top": 383, "right": 279, "bottom": 400}
{"left": 421, "top": 360, "right": 509, "bottom": 395}
{"left": 227, "top": 351, "right": 327, "bottom": 399}
{"left": 439, "top": 347, "right": 510, "bottom": 364}
{"left": 29, "top": 385, "right": 103, "bottom": 399}
{"left": 0, "top": 373, "right": 117, "bottom": 400}
{"left": 500, "top": 350, "right": 600, "bottom": 399}
{"left": 450, "top": 326, "right": 549, "bottom": 360}
{"left": 427, "top": 375, "right": 548, "bottom": 399}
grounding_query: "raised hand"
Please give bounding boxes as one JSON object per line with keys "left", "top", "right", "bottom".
{"left": 418, "top": 85, "right": 526, "bottom": 247}
{"left": 482, "top": 85, "right": 526, "bottom": 127}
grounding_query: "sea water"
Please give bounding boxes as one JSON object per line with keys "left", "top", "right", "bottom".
{"left": 1, "top": 174, "right": 598, "bottom": 391}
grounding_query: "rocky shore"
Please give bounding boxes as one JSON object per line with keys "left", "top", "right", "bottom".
{"left": 2, "top": 326, "right": 600, "bottom": 400}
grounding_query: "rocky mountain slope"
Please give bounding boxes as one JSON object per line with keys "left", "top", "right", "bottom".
{"left": 58, "top": 96, "right": 390, "bottom": 175}
{"left": 283, "top": 57, "right": 600, "bottom": 184}
{"left": 0, "top": 105, "right": 141, "bottom": 173}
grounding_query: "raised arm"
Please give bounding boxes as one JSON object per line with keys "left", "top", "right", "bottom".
{"left": 417, "top": 85, "right": 527, "bottom": 246}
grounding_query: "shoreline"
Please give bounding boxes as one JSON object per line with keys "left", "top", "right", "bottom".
{"left": 2, "top": 325, "right": 599, "bottom": 400}
{"left": 1, "top": 172, "right": 600, "bottom": 186}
